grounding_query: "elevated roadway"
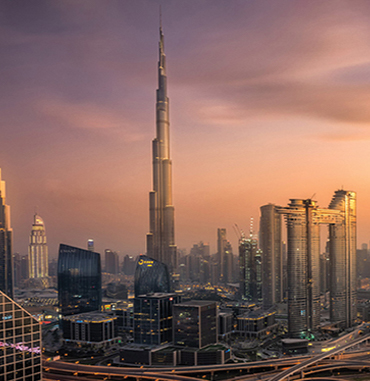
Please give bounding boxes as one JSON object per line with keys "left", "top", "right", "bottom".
{"left": 268, "top": 333, "right": 370, "bottom": 381}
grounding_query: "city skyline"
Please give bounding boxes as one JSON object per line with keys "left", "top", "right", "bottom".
{"left": 2, "top": 1, "right": 370, "bottom": 257}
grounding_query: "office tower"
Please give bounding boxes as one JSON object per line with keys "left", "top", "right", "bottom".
{"left": 0, "top": 290, "right": 42, "bottom": 381}
{"left": 146, "top": 24, "right": 177, "bottom": 273}
{"left": 87, "top": 239, "right": 94, "bottom": 252}
{"left": 58, "top": 244, "right": 102, "bottom": 316}
{"left": 328, "top": 190, "right": 357, "bottom": 327}
{"left": 28, "top": 214, "right": 48, "bottom": 279}
{"left": 173, "top": 301, "right": 217, "bottom": 348}
{"left": 105, "top": 249, "right": 119, "bottom": 275}
{"left": 239, "top": 236, "right": 262, "bottom": 303}
{"left": 0, "top": 169, "right": 13, "bottom": 298}
{"left": 122, "top": 254, "right": 136, "bottom": 275}
{"left": 260, "top": 190, "right": 357, "bottom": 337}
{"left": 134, "top": 255, "right": 170, "bottom": 297}
{"left": 134, "top": 293, "right": 180, "bottom": 345}
{"left": 259, "top": 204, "right": 282, "bottom": 308}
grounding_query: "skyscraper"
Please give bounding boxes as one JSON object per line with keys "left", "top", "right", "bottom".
{"left": 28, "top": 214, "right": 48, "bottom": 278}
{"left": 259, "top": 204, "right": 283, "bottom": 308}
{"left": 260, "top": 190, "right": 357, "bottom": 337}
{"left": 0, "top": 169, "right": 13, "bottom": 298}
{"left": 146, "top": 23, "right": 177, "bottom": 273}
{"left": 239, "top": 235, "right": 262, "bottom": 303}
{"left": 58, "top": 244, "right": 102, "bottom": 316}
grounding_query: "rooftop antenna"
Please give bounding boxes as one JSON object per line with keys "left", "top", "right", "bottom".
{"left": 249, "top": 217, "right": 254, "bottom": 238}
{"left": 159, "top": 5, "right": 162, "bottom": 31}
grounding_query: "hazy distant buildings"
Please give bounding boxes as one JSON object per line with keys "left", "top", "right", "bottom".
{"left": 28, "top": 214, "right": 48, "bottom": 279}
{"left": 0, "top": 290, "right": 42, "bottom": 380}
{"left": 0, "top": 169, "right": 13, "bottom": 298}
{"left": 146, "top": 24, "right": 177, "bottom": 273}
{"left": 239, "top": 235, "right": 262, "bottom": 303}
{"left": 134, "top": 255, "right": 171, "bottom": 297}
{"left": 87, "top": 239, "right": 94, "bottom": 252}
{"left": 122, "top": 254, "right": 136, "bottom": 275}
{"left": 260, "top": 190, "right": 357, "bottom": 337}
{"left": 58, "top": 244, "right": 102, "bottom": 316}
{"left": 105, "top": 249, "right": 119, "bottom": 275}
{"left": 13, "top": 253, "right": 29, "bottom": 287}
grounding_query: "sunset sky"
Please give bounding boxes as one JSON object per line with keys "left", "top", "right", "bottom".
{"left": 2, "top": 0, "right": 370, "bottom": 258}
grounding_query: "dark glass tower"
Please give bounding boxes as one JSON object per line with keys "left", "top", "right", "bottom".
{"left": 58, "top": 244, "right": 102, "bottom": 316}
{"left": 0, "top": 169, "right": 13, "bottom": 298}
{"left": 134, "top": 255, "right": 170, "bottom": 297}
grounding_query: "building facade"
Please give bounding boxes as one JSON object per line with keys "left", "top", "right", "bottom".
{"left": 62, "top": 312, "right": 119, "bottom": 350}
{"left": 0, "top": 169, "right": 13, "bottom": 298}
{"left": 28, "top": 214, "right": 48, "bottom": 279}
{"left": 58, "top": 244, "right": 102, "bottom": 316}
{"left": 239, "top": 235, "right": 262, "bottom": 303}
{"left": 173, "top": 300, "right": 217, "bottom": 349}
{"left": 134, "top": 293, "right": 180, "bottom": 345}
{"left": 134, "top": 255, "right": 170, "bottom": 297}
{"left": 0, "top": 290, "right": 42, "bottom": 381}
{"left": 146, "top": 24, "right": 177, "bottom": 273}
{"left": 260, "top": 204, "right": 283, "bottom": 309}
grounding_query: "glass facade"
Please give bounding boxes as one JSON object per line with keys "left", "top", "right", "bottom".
{"left": 134, "top": 255, "right": 170, "bottom": 297}
{"left": 134, "top": 293, "right": 180, "bottom": 345}
{"left": 0, "top": 290, "right": 41, "bottom": 381}
{"left": 173, "top": 301, "right": 217, "bottom": 349}
{"left": 58, "top": 244, "right": 101, "bottom": 316}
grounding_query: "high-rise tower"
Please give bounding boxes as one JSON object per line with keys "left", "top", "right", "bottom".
{"left": 0, "top": 169, "right": 13, "bottom": 298}
{"left": 29, "top": 214, "right": 49, "bottom": 278}
{"left": 146, "top": 23, "right": 176, "bottom": 273}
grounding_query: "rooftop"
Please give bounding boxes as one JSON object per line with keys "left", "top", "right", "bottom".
{"left": 174, "top": 300, "right": 216, "bottom": 308}
{"left": 62, "top": 311, "right": 115, "bottom": 323}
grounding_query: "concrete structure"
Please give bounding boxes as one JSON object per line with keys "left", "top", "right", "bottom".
{"left": 260, "top": 190, "right": 357, "bottom": 337}
{"left": 62, "top": 312, "right": 119, "bottom": 350}
{"left": 134, "top": 293, "right": 180, "bottom": 345}
{"left": 173, "top": 300, "right": 217, "bottom": 349}
{"left": 260, "top": 204, "right": 283, "bottom": 309}
{"left": 28, "top": 214, "right": 48, "bottom": 279}
{"left": 0, "top": 169, "right": 13, "bottom": 298}
{"left": 0, "top": 289, "right": 42, "bottom": 380}
{"left": 146, "top": 23, "right": 176, "bottom": 273}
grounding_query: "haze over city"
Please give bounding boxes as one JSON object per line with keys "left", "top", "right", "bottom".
{"left": 2, "top": 0, "right": 370, "bottom": 257}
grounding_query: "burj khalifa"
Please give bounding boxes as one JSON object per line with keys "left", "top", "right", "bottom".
{"left": 146, "top": 24, "right": 177, "bottom": 273}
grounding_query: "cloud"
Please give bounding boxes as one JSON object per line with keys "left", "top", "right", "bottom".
{"left": 35, "top": 98, "right": 146, "bottom": 142}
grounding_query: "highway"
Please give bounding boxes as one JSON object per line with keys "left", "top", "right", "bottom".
{"left": 267, "top": 333, "right": 370, "bottom": 381}
{"left": 42, "top": 330, "right": 370, "bottom": 381}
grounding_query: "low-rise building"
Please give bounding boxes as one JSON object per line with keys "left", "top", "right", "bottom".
{"left": 62, "top": 311, "right": 120, "bottom": 350}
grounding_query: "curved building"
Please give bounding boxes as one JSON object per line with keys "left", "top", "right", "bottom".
{"left": 58, "top": 244, "right": 101, "bottom": 316}
{"left": 28, "top": 214, "right": 48, "bottom": 278}
{"left": 134, "top": 255, "right": 170, "bottom": 297}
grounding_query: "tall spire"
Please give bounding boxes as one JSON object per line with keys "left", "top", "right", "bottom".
{"left": 146, "top": 18, "right": 177, "bottom": 274}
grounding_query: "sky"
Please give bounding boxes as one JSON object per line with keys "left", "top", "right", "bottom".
{"left": 1, "top": 0, "right": 370, "bottom": 258}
